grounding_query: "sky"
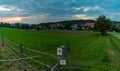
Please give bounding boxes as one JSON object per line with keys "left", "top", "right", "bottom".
{"left": 0, "top": 0, "right": 120, "bottom": 24}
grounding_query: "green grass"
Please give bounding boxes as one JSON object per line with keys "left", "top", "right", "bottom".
{"left": 1, "top": 28, "right": 120, "bottom": 70}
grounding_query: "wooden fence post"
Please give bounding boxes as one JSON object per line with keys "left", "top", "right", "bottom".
{"left": 20, "top": 44, "right": 27, "bottom": 71}
{"left": 1, "top": 32, "right": 4, "bottom": 47}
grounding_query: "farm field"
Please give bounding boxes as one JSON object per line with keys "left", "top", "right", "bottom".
{"left": 1, "top": 28, "right": 120, "bottom": 71}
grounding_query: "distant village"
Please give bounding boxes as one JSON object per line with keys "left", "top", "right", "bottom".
{"left": 0, "top": 20, "right": 120, "bottom": 32}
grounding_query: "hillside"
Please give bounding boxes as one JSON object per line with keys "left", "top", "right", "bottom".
{"left": 40, "top": 20, "right": 95, "bottom": 25}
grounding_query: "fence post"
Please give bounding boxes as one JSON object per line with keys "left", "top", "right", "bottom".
{"left": 20, "top": 44, "right": 27, "bottom": 71}
{"left": 57, "top": 45, "right": 70, "bottom": 65}
{"left": 1, "top": 27, "right": 4, "bottom": 47}
{"left": 49, "top": 45, "right": 70, "bottom": 71}
{"left": 1, "top": 32, "right": 4, "bottom": 47}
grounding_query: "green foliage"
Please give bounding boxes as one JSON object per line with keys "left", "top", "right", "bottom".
{"left": 64, "top": 23, "right": 72, "bottom": 30}
{"left": 0, "top": 22, "right": 11, "bottom": 28}
{"left": 94, "top": 15, "right": 112, "bottom": 35}
{"left": 101, "top": 54, "right": 111, "bottom": 63}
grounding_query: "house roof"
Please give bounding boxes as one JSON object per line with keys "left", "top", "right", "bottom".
{"left": 84, "top": 23, "right": 94, "bottom": 27}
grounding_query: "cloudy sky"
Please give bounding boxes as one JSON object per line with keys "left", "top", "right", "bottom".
{"left": 0, "top": 0, "right": 119, "bottom": 24}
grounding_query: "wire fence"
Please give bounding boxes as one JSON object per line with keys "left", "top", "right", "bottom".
{"left": 0, "top": 37, "right": 57, "bottom": 70}
{"left": 4, "top": 39, "right": 52, "bottom": 68}
{"left": 4, "top": 37, "right": 57, "bottom": 58}
{"left": 0, "top": 56, "right": 42, "bottom": 62}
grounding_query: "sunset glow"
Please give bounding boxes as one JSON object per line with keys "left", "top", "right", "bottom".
{"left": 0, "top": 17, "right": 22, "bottom": 23}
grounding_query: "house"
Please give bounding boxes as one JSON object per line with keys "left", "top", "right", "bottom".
{"left": 84, "top": 23, "right": 94, "bottom": 28}
{"left": 79, "top": 24, "right": 86, "bottom": 30}
{"left": 49, "top": 23, "right": 65, "bottom": 29}
{"left": 57, "top": 24, "right": 65, "bottom": 29}
{"left": 49, "top": 24, "right": 57, "bottom": 29}
{"left": 70, "top": 24, "right": 80, "bottom": 30}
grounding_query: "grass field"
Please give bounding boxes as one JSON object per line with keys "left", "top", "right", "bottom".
{"left": 1, "top": 28, "right": 120, "bottom": 71}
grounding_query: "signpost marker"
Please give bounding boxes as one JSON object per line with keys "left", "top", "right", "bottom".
{"left": 49, "top": 45, "right": 70, "bottom": 71}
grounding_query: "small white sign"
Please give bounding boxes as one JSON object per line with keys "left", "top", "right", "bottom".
{"left": 60, "top": 60, "right": 66, "bottom": 65}
{"left": 57, "top": 48, "right": 62, "bottom": 55}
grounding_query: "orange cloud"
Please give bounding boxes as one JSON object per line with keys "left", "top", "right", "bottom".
{"left": 73, "top": 14, "right": 95, "bottom": 20}
{"left": 0, "top": 17, "right": 22, "bottom": 23}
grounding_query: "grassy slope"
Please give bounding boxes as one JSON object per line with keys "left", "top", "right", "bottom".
{"left": 1, "top": 28, "right": 120, "bottom": 71}
{"left": 107, "top": 32, "right": 120, "bottom": 71}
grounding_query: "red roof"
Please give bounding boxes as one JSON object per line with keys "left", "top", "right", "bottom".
{"left": 84, "top": 23, "right": 94, "bottom": 27}
{"left": 49, "top": 24, "right": 57, "bottom": 29}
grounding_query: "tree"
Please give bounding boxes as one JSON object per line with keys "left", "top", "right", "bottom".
{"left": 20, "top": 24, "right": 31, "bottom": 29}
{"left": 15, "top": 23, "right": 21, "bottom": 28}
{"left": 64, "top": 23, "right": 72, "bottom": 30}
{"left": 94, "top": 15, "right": 111, "bottom": 35}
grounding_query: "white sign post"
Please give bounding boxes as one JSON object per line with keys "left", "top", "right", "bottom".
{"left": 57, "top": 48, "right": 62, "bottom": 56}
{"left": 60, "top": 59, "right": 66, "bottom": 65}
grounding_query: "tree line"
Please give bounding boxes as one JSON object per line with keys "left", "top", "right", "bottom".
{"left": 0, "top": 22, "right": 42, "bottom": 30}
{"left": 0, "top": 15, "right": 120, "bottom": 35}
{"left": 0, "top": 20, "right": 95, "bottom": 30}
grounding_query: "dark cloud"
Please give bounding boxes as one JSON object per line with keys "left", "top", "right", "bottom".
{"left": 0, "top": 0, "right": 120, "bottom": 23}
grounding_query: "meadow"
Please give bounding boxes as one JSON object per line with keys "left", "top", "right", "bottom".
{"left": 1, "top": 28, "right": 120, "bottom": 71}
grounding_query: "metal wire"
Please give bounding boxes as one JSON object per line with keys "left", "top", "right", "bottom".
{"left": 24, "top": 47, "right": 57, "bottom": 58}
{"left": 4, "top": 39, "right": 50, "bottom": 67}
{"left": 4, "top": 41, "right": 41, "bottom": 70}
{"left": 4, "top": 38, "right": 57, "bottom": 58}
{"left": 0, "top": 56, "right": 42, "bottom": 62}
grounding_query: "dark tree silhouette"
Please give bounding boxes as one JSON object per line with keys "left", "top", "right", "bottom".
{"left": 94, "top": 15, "right": 111, "bottom": 35}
